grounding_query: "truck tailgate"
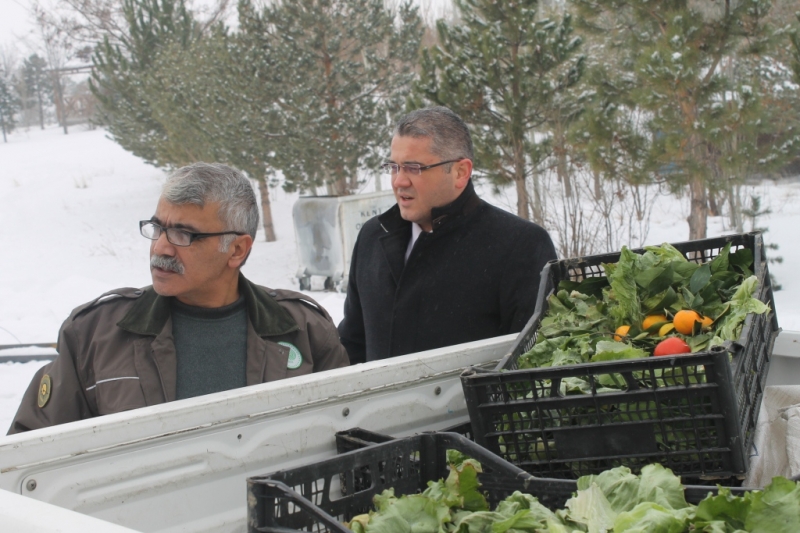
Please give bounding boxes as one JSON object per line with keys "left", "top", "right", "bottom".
{"left": 0, "top": 334, "right": 514, "bottom": 533}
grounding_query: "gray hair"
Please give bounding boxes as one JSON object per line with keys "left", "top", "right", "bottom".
{"left": 162, "top": 162, "right": 259, "bottom": 252}
{"left": 393, "top": 106, "right": 474, "bottom": 167}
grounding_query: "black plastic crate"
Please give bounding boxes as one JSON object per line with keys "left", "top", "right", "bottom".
{"left": 461, "top": 232, "right": 779, "bottom": 480}
{"left": 335, "top": 428, "right": 396, "bottom": 455}
{"left": 335, "top": 422, "right": 473, "bottom": 456}
{"left": 247, "top": 432, "right": 577, "bottom": 533}
{"left": 247, "top": 432, "right": 749, "bottom": 533}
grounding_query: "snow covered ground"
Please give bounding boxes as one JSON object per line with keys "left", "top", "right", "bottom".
{"left": 1, "top": 124, "right": 799, "bottom": 433}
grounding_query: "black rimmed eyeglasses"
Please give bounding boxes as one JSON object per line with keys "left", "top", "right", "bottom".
{"left": 380, "top": 159, "right": 464, "bottom": 176}
{"left": 139, "top": 220, "right": 245, "bottom": 247}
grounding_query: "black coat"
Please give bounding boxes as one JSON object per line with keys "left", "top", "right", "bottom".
{"left": 338, "top": 181, "right": 558, "bottom": 363}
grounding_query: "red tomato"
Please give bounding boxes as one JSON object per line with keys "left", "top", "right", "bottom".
{"left": 653, "top": 337, "right": 691, "bottom": 357}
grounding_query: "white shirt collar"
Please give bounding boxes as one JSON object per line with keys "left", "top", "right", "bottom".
{"left": 405, "top": 223, "right": 426, "bottom": 262}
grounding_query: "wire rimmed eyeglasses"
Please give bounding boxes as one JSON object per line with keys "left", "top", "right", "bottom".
{"left": 139, "top": 220, "right": 245, "bottom": 247}
{"left": 380, "top": 159, "right": 464, "bottom": 176}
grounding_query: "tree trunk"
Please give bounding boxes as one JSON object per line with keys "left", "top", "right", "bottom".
{"left": 593, "top": 168, "right": 603, "bottom": 201}
{"left": 557, "top": 150, "right": 572, "bottom": 198}
{"left": 513, "top": 140, "right": 530, "bottom": 220}
{"left": 330, "top": 168, "right": 348, "bottom": 196}
{"left": 515, "top": 176, "right": 529, "bottom": 220}
{"left": 257, "top": 179, "right": 277, "bottom": 242}
{"left": 1, "top": 107, "right": 7, "bottom": 143}
{"left": 727, "top": 182, "right": 744, "bottom": 233}
{"left": 708, "top": 190, "right": 720, "bottom": 217}
{"left": 53, "top": 74, "right": 68, "bottom": 135}
{"left": 555, "top": 128, "right": 572, "bottom": 199}
{"left": 530, "top": 169, "right": 544, "bottom": 226}
{"left": 348, "top": 171, "right": 359, "bottom": 194}
{"left": 687, "top": 173, "right": 708, "bottom": 240}
{"left": 37, "top": 91, "right": 45, "bottom": 130}
{"left": 329, "top": 178, "right": 349, "bottom": 196}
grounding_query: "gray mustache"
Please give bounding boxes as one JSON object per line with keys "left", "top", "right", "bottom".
{"left": 150, "top": 255, "right": 185, "bottom": 274}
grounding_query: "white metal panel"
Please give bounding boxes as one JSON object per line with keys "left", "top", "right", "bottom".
{"left": 292, "top": 197, "right": 344, "bottom": 278}
{"left": 0, "top": 334, "right": 514, "bottom": 533}
{"left": 0, "top": 488, "right": 141, "bottom": 532}
{"left": 336, "top": 191, "right": 396, "bottom": 278}
{"left": 292, "top": 191, "right": 395, "bottom": 282}
{"left": 767, "top": 330, "right": 800, "bottom": 386}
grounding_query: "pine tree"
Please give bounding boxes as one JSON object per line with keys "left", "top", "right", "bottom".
{"left": 238, "top": 0, "right": 423, "bottom": 196}
{"left": 143, "top": 27, "right": 281, "bottom": 240}
{"left": 0, "top": 71, "right": 21, "bottom": 143}
{"left": 412, "top": 0, "right": 584, "bottom": 222}
{"left": 90, "top": 0, "right": 197, "bottom": 165}
{"left": 22, "top": 54, "right": 52, "bottom": 130}
{"left": 572, "top": 0, "right": 793, "bottom": 240}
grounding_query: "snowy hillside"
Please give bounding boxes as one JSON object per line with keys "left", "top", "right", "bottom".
{"left": 1, "top": 124, "right": 799, "bottom": 432}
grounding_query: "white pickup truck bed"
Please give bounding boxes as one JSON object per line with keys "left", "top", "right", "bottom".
{"left": 0, "top": 334, "right": 516, "bottom": 532}
{"left": 1, "top": 331, "right": 798, "bottom": 533}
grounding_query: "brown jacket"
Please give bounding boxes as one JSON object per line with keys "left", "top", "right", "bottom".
{"left": 8, "top": 275, "right": 349, "bottom": 434}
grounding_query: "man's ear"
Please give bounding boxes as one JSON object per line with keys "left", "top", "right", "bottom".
{"left": 228, "top": 235, "right": 254, "bottom": 269}
{"left": 454, "top": 159, "right": 473, "bottom": 190}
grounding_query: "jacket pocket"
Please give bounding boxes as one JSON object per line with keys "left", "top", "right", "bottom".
{"left": 89, "top": 376, "right": 147, "bottom": 415}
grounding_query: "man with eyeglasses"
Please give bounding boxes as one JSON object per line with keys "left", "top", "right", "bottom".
{"left": 9, "top": 162, "right": 349, "bottom": 434}
{"left": 338, "top": 106, "right": 557, "bottom": 363}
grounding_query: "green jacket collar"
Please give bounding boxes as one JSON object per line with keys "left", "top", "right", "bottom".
{"left": 117, "top": 274, "right": 298, "bottom": 337}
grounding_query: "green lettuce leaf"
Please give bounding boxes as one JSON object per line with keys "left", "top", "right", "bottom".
{"left": 564, "top": 482, "right": 617, "bottom": 533}
{"left": 363, "top": 490, "right": 451, "bottom": 533}
{"left": 605, "top": 247, "right": 643, "bottom": 327}
{"left": 613, "top": 501, "right": 692, "bottom": 532}
{"left": 644, "top": 243, "right": 688, "bottom": 264}
{"left": 497, "top": 492, "right": 559, "bottom": 524}
{"left": 694, "top": 486, "right": 752, "bottom": 531}
{"left": 713, "top": 276, "right": 770, "bottom": 341}
{"left": 744, "top": 477, "right": 800, "bottom": 533}
{"left": 577, "top": 466, "right": 640, "bottom": 513}
{"left": 635, "top": 464, "right": 689, "bottom": 511}
{"left": 592, "top": 340, "right": 648, "bottom": 362}
{"left": 427, "top": 450, "right": 488, "bottom": 512}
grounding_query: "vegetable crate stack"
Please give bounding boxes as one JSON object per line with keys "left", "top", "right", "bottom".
{"left": 460, "top": 232, "right": 779, "bottom": 481}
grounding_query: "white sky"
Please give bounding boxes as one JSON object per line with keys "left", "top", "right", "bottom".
{"left": 0, "top": 0, "right": 35, "bottom": 49}
{"left": 0, "top": 0, "right": 454, "bottom": 61}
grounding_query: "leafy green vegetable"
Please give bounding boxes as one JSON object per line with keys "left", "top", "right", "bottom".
{"left": 612, "top": 502, "right": 691, "bottom": 532}
{"left": 565, "top": 482, "right": 618, "bottom": 532}
{"left": 517, "top": 242, "right": 770, "bottom": 377}
{"left": 730, "top": 248, "right": 754, "bottom": 277}
{"left": 606, "top": 248, "right": 644, "bottom": 327}
{"left": 592, "top": 340, "right": 648, "bottom": 362}
{"left": 745, "top": 477, "right": 800, "bottom": 533}
{"left": 694, "top": 486, "right": 752, "bottom": 531}
{"left": 347, "top": 455, "right": 800, "bottom": 533}
{"left": 506, "top": 241, "right": 773, "bottom": 497}
{"left": 713, "top": 276, "right": 770, "bottom": 343}
{"left": 689, "top": 263, "right": 712, "bottom": 295}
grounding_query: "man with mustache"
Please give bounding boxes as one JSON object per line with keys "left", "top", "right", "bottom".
{"left": 9, "top": 163, "right": 349, "bottom": 434}
{"left": 338, "top": 106, "right": 557, "bottom": 363}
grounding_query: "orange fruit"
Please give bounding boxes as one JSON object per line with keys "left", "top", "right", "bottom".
{"left": 700, "top": 315, "right": 714, "bottom": 329}
{"left": 614, "top": 325, "right": 631, "bottom": 341}
{"left": 642, "top": 314, "right": 669, "bottom": 330}
{"left": 673, "top": 310, "right": 702, "bottom": 335}
{"left": 659, "top": 323, "right": 675, "bottom": 336}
